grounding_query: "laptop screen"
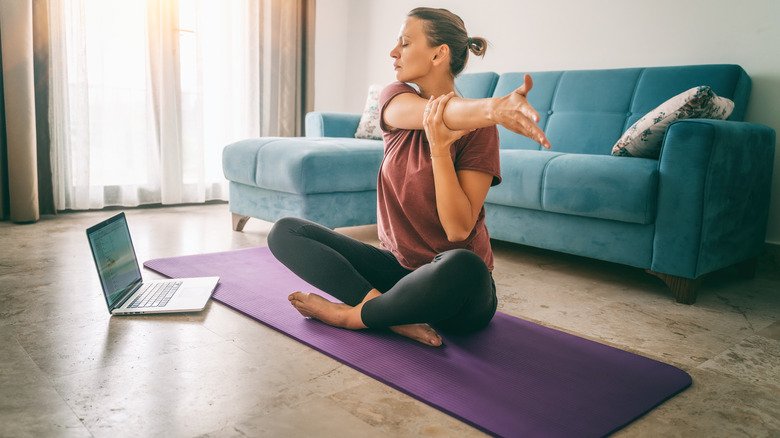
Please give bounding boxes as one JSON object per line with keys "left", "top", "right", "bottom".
{"left": 86, "top": 213, "right": 142, "bottom": 309}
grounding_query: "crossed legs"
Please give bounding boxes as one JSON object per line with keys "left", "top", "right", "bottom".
{"left": 267, "top": 217, "right": 497, "bottom": 346}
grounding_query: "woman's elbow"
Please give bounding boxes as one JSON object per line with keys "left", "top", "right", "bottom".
{"left": 445, "top": 228, "right": 471, "bottom": 243}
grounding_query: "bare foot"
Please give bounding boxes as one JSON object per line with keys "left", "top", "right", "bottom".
{"left": 289, "top": 290, "right": 443, "bottom": 347}
{"left": 288, "top": 291, "right": 365, "bottom": 329}
{"left": 390, "top": 323, "right": 443, "bottom": 347}
{"left": 358, "top": 289, "right": 443, "bottom": 347}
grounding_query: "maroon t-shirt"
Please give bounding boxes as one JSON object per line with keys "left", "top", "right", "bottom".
{"left": 377, "top": 81, "right": 501, "bottom": 271}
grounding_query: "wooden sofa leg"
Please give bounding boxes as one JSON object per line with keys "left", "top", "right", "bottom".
{"left": 646, "top": 270, "right": 701, "bottom": 304}
{"left": 232, "top": 213, "right": 250, "bottom": 232}
{"left": 734, "top": 256, "right": 758, "bottom": 279}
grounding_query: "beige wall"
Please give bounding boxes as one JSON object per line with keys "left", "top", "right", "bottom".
{"left": 315, "top": 0, "right": 780, "bottom": 243}
{"left": 313, "top": 0, "right": 348, "bottom": 112}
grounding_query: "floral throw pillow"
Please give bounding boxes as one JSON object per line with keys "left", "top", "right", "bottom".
{"left": 355, "top": 84, "right": 383, "bottom": 140}
{"left": 612, "top": 86, "right": 734, "bottom": 158}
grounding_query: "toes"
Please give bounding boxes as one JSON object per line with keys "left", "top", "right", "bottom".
{"left": 289, "top": 291, "right": 307, "bottom": 301}
{"left": 289, "top": 297, "right": 313, "bottom": 319}
{"left": 388, "top": 324, "right": 444, "bottom": 347}
{"left": 288, "top": 293, "right": 305, "bottom": 310}
{"left": 427, "top": 328, "right": 443, "bottom": 346}
{"left": 427, "top": 333, "right": 444, "bottom": 347}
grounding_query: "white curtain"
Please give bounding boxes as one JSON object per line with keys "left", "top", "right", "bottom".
{"left": 48, "top": 0, "right": 310, "bottom": 210}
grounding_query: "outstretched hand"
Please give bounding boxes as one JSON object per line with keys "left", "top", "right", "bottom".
{"left": 422, "top": 92, "right": 472, "bottom": 157}
{"left": 493, "top": 74, "right": 552, "bottom": 149}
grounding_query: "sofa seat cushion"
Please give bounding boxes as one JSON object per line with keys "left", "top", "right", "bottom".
{"left": 223, "top": 137, "right": 384, "bottom": 194}
{"left": 487, "top": 151, "right": 659, "bottom": 225}
{"left": 486, "top": 150, "right": 564, "bottom": 210}
{"left": 542, "top": 154, "right": 659, "bottom": 224}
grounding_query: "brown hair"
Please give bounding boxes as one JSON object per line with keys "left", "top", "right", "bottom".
{"left": 408, "top": 7, "right": 488, "bottom": 77}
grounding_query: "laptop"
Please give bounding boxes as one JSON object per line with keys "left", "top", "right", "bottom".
{"left": 86, "top": 212, "right": 219, "bottom": 315}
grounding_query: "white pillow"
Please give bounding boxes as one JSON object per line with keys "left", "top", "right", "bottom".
{"left": 612, "top": 86, "right": 734, "bottom": 158}
{"left": 354, "top": 84, "right": 383, "bottom": 140}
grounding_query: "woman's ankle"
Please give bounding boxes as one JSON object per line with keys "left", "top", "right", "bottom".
{"left": 360, "top": 288, "right": 382, "bottom": 305}
{"left": 342, "top": 302, "right": 368, "bottom": 329}
{"left": 340, "top": 289, "right": 380, "bottom": 330}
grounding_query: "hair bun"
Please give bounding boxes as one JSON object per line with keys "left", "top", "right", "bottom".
{"left": 468, "top": 36, "right": 487, "bottom": 57}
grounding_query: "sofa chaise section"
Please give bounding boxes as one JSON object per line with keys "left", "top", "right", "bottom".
{"left": 223, "top": 136, "right": 383, "bottom": 230}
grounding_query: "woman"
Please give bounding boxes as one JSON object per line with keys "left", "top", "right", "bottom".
{"left": 268, "top": 7, "right": 550, "bottom": 347}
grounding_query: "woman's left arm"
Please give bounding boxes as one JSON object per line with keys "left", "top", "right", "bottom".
{"left": 424, "top": 93, "right": 494, "bottom": 242}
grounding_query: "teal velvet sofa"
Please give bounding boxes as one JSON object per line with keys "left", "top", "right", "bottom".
{"left": 222, "top": 64, "right": 776, "bottom": 304}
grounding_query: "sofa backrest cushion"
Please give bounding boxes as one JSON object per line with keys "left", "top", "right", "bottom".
{"left": 456, "top": 65, "right": 751, "bottom": 155}
{"left": 455, "top": 72, "right": 499, "bottom": 99}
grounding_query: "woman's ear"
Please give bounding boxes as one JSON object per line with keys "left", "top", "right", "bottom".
{"left": 432, "top": 44, "right": 449, "bottom": 65}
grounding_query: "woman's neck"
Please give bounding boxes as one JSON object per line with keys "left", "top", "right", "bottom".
{"left": 416, "top": 75, "right": 456, "bottom": 99}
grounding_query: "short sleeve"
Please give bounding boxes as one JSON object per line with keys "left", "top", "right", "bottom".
{"left": 379, "top": 82, "right": 418, "bottom": 132}
{"left": 454, "top": 126, "right": 502, "bottom": 186}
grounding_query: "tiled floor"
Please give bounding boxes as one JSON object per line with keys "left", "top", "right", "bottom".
{"left": 1, "top": 203, "right": 778, "bottom": 437}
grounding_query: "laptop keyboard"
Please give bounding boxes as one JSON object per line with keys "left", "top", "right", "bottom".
{"left": 128, "top": 281, "right": 183, "bottom": 308}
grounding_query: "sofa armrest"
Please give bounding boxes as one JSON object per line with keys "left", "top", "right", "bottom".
{"left": 305, "top": 111, "right": 361, "bottom": 138}
{"left": 652, "top": 119, "right": 776, "bottom": 279}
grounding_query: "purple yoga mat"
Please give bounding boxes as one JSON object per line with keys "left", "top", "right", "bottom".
{"left": 144, "top": 247, "right": 691, "bottom": 437}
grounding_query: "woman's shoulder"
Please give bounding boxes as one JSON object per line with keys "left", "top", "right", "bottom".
{"left": 379, "top": 82, "right": 419, "bottom": 105}
{"left": 382, "top": 81, "right": 418, "bottom": 94}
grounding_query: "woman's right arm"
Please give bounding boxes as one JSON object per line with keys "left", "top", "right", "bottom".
{"left": 383, "top": 74, "right": 551, "bottom": 149}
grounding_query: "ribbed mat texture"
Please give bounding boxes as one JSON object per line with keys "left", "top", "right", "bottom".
{"left": 144, "top": 246, "right": 691, "bottom": 437}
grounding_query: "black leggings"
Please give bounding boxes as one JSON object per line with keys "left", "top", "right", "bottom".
{"left": 267, "top": 217, "right": 497, "bottom": 334}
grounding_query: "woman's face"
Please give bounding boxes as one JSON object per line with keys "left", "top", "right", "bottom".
{"left": 389, "top": 17, "right": 438, "bottom": 83}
